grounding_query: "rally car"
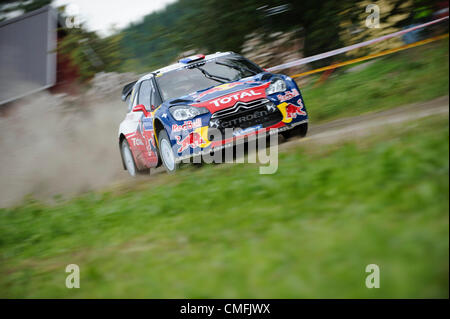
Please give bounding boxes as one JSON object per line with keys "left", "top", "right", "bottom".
{"left": 118, "top": 52, "right": 308, "bottom": 175}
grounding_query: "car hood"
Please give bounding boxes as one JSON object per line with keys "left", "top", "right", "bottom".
{"left": 166, "top": 73, "right": 273, "bottom": 113}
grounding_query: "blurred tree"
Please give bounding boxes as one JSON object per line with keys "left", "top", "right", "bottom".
{"left": 283, "top": 0, "right": 357, "bottom": 64}
{"left": 3, "top": 0, "right": 439, "bottom": 75}
{"left": 58, "top": 23, "right": 125, "bottom": 80}
{"left": 0, "top": 0, "right": 52, "bottom": 14}
{"left": 118, "top": 0, "right": 365, "bottom": 70}
{"left": 339, "top": 0, "right": 443, "bottom": 57}
{"left": 0, "top": 0, "right": 52, "bottom": 21}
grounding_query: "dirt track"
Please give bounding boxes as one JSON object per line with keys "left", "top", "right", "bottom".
{"left": 288, "top": 95, "right": 449, "bottom": 147}
{"left": 0, "top": 94, "right": 448, "bottom": 207}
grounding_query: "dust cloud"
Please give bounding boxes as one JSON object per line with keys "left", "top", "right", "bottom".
{"left": 0, "top": 88, "right": 132, "bottom": 207}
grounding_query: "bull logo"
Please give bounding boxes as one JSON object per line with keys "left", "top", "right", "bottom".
{"left": 285, "top": 103, "right": 306, "bottom": 119}
{"left": 279, "top": 102, "right": 307, "bottom": 123}
{"left": 175, "top": 132, "right": 206, "bottom": 153}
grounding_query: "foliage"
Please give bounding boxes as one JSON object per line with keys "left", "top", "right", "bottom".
{"left": 0, "top": 0, "right": 52, "bottom": 15}
{"left": 0, "top": 116, "right": 448, "bottom": 298}
{"left": 0, "top": 0, "right": 125, "bottom": 80}
{"left": 1, "top": 0, "right": 444, "bottom": 76}
{"left": 120, "top": 0, "right": 359, "bottom": 71}
{"left": 57, "top": 26, "right": 125, "bottom": 80}
{"left": 0, "top": 34, "right": 448, "bottom": 298}
{"left": 118, "top": 0, "right": 444, "bottom": 72}
{"left": 301, "top": 38, "right": 449, "bottom": 122}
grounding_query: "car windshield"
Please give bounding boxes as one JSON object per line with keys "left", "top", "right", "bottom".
{"left": 156, "top": 57, "right": 263, "bottom": 102}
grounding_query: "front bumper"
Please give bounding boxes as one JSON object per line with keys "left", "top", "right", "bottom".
{"left": 175, "top": 119, "right": 308, "bottom": 163}
{"left": 170, "top": 92, "right": 308, "bottom": 162}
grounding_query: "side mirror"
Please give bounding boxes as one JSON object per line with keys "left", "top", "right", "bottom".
{"left": 132, "top": 104, "right": 149, "bottom": 116}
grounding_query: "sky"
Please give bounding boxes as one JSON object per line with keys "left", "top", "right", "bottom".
{"left": 53, "top": 0, "right": 177, "bottom": 36}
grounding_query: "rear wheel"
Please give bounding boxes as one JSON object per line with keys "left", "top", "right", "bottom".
{"left": 158, "top": 130, "right": 178, "bottom": 173}
{"left": 121, "top": 139, "right": 138, "bottom": 177}
{"left": 281, "top": 122, "right": 308, "bottom": 140}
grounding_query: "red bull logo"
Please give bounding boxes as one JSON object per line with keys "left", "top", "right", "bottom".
{"left": 197, "top": 82, "right": 242, "bottom": 99}
{"left": 175, "top": 131, "right": 206, "bottom": 153}
{"left": 285, "top": 103, "right": 306, "bottom": 119}
{"left": 277, "top": 88, "right": 300, "bottom": 102}
{"left": 172, "top": 118, "right": 202, "bottom": 132}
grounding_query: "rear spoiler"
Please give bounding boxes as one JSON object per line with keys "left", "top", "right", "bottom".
{"left": 121, "top": 81, "right": 137, "bottom": 101}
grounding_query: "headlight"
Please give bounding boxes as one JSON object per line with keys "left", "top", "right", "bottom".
{"left": 266, "top": 78, "right": 287, "bottom": 95}
{"left": 169, "top": 105, "right": 209, "bottom": 121}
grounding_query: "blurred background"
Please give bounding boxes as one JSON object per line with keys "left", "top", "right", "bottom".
{"left": 0, "top": 0, "right": 448, "bottom": 298}
{"left": 1, "top": 0, "right": 448, "bottom": 96}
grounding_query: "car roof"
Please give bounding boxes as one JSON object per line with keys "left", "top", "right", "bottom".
{"left": 139, "top": 51, "right": 235, "bottom": 82}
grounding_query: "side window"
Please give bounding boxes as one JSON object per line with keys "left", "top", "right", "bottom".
{"left": 127, "top": 87, "right": 137, "bottom": 112}
{"left": 149, "top": 80, "right": 157, "bottom": 110}
{"left": 151, "top": 78, "right": 162, "bottom": 109}
{"left": 138, "top": 80, "right": 151, "bottom": 110}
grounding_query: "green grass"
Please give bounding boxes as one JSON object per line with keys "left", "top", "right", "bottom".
{"left": 300, "top": 38, "right": 449, "bottom": 122}
{"left": 1, "top": 39, "right": 449, "bottom": 298}
{"left": 0, "top": 116, "right": 448, "bottom": 298}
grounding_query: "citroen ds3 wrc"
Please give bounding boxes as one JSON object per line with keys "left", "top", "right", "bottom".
{"left": 118, "top": 52, "right": 308, "bottom": 175}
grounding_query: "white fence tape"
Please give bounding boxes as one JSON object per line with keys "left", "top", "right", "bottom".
{"left": 267, "top": 16, "right": 449, "bottom": 72}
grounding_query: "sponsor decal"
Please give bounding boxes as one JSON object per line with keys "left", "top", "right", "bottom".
{"left": 142, "top": 117, "right": 153, "bottom": 130}
{"left": 172, "top": 118, "right": 202, "bottom": 132}
{"left": 277, "top": 102, "right": 307, "bottom": 123}
{"left": 146, "top": 132, "right": 157, "bottom": 156}
{"left": 175, "top": 131, "right": 206, "bottom": 153}
{"left": 233, "top": 125, "right": 262, "bottom": 137}
{"left": 221, "top": 110, "right": 268, "bottom": 128}
{"left": 132, "top": 137, "right": 144, "bottom": 146}
{"left": 137, "top": 114, "right": 153, "bottom": 134}
{"left": 285, "top": 103, "right": 306, "bottom": 119}
{"left": 209, "top": 89, "right": 262, "bottom": 107}
{"left": 277, "top": 88, "right": 299, "bottom": 102}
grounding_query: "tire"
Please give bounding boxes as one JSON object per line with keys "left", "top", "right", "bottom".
{"left": 281, "top": 122, "right": 308, "bottom": 140}
{"left": 121, "top": 139, "right": 138, "bottom": 177}
{"left": 158, "top": 130, "right": 179, "bottom": 173}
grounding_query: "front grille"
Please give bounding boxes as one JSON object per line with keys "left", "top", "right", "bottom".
{"left": 209, "top": 99, "right": 282, "bottom": 136}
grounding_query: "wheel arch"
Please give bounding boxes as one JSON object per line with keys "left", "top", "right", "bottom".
{"left": 153, "top": 117, "right": 166, "bottom": 147}
{"left": 119, "top": 134, "right": 127, "bottom": 170}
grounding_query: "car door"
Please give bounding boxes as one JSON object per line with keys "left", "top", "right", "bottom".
{"left": 121, "top": 84, "right": 144, "bottom": 158}
{"left": 135, "top": 79, "right": 159, "bottom": 168}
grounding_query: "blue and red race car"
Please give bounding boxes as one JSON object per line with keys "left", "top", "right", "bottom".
{"left": 118, "top": 52, "right": 308, "bottom": 175}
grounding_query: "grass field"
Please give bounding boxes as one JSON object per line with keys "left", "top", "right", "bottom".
{"left": 300, "top": 38, "right": 449, "bottom": 122}
{"left": 0, "top": 116, "right": 448, "bottom": 298}
{"left": 0, "top": 37, "right": 448, "bottom": 298}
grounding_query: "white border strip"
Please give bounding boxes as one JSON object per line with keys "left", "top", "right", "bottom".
{"left": 267, "top": 16, "right": 449, "bottom": 72}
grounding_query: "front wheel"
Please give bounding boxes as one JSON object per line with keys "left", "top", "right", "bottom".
{"left": 158, "top": 130, "right": 179, "bottom": 173}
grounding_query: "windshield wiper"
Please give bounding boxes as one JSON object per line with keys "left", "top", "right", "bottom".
{"left": 215, "top": 60, "right": 257, "bottom": 76}
{"left": 192, "top": 65, "right": 231, "bottom": 83}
